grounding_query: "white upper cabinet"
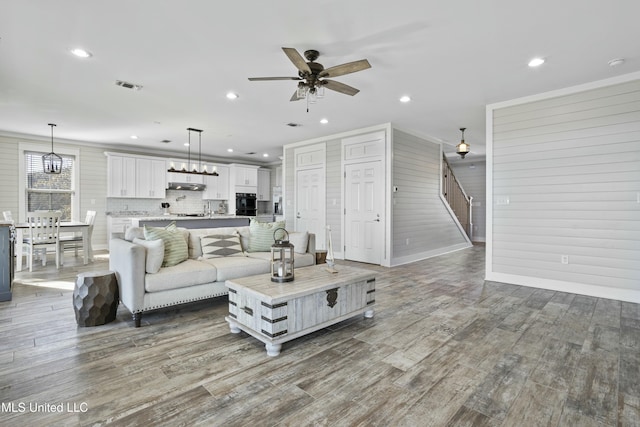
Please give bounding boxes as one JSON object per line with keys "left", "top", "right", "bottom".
{"left": 168, "top": 172, "right": 204, "bottom": 184}
{"left": 202, "top": 165, "right": 230, "bottom": 200}
{"left": 257, "top": 169, "right": 271, "bottom": 201}
{"left": 136, "top": 158, "right": 166, "bottom": 198}
{"left": 234, "top": 166, "right": 258, "bottom": 186}
{"left": 107, "top": 155, "right": 136, "bottom": 198}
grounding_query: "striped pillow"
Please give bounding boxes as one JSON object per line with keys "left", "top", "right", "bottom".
{"left": 143, "top": 223, "right": 188, "bottom": 267}
{"left": 248, "top": 219, "right": 285, "bottom": 252}
{"left": 201, "top": 234, "right": 245, "bottom": 258}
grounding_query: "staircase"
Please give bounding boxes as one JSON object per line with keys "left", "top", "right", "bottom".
{"left": 442, "top": 154, "right": 473, "bottom": 240}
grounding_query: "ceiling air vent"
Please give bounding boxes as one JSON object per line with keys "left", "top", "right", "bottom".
{"left": 160, "top": 139, "right": 171, "bottom": 143}
{"left": 115, "top": 80, "right": 143, "bottom": 90}
{"left": 245, "top": 152, "right": 256, "bottom": 155}
{"left": 286, "top": 123, "right": 302, "bottom": 127}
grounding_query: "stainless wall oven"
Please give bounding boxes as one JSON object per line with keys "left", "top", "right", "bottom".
{"left": 235, "top": 193, "right": 257, "bottom": 216}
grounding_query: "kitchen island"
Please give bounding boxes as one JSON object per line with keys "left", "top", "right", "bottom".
{"left": 131, "top": 215, "right": 251, "bottom": 229}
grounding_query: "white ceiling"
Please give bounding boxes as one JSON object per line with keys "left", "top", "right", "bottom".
{"left": 1, "top": 0, "right": 639, "bottom": 164}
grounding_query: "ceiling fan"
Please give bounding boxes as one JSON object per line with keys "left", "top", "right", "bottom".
{"left": 248, "top": 47, "right": 371, "bottom": 102}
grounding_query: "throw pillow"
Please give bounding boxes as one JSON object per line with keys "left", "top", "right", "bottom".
{"left": 124, "top": 226, "right": 145, "bottom": 242}
{"left": 133, "top": 238, "right": 164, "bottom": 274}
{"left": 200, "top": 234, "right": 245, "bottom": 258}
{"left": 287, "top": 231, "right": 309, "bottom": 254}
{"left": 248, "top": 219, "right": 285, "bottom": 252}
{"left": 143, "top": 222, "right": 188, "bottom": 267}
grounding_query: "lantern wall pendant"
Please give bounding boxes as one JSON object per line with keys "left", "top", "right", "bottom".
{"left": 43, "top": 123, "right": 63, "bottom": 174}
{"left": 270, "top": 228, "right": 295, "bottom": 283}
{"left": 456, "top": 127, "right": 470, "bottom": 159}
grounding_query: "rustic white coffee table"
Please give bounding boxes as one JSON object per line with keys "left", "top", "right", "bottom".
{"left": 225, "top": 264, "right": 376, "bottom": 356}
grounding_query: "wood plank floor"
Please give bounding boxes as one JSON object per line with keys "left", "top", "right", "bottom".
{"left": 1, "top": 246, "right": 639, "bottom": 426}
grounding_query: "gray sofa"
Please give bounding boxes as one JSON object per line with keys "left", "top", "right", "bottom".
{"left": 109, "top": 225, "right": 316, "bottom": 327}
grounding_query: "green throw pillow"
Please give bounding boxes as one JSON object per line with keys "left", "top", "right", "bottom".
{"left": 248, "top": 219, "right": 286, "bottom": 252}
{"left": 144, "top": 222, "right": 188, "bottom": 267}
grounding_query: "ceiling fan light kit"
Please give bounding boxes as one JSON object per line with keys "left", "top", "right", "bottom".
{"left": 168, "top": 128, "right": 219, "bottom": 176}
{"left": 249, "top": 47, "right": 371, "bottom": 111}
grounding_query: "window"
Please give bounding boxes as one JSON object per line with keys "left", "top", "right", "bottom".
{"left": 25, "top": 151, "right": 75, "bottom": 220}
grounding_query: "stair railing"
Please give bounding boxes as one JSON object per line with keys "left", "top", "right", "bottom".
{"left": 442, "top": 154, "right": 473, "bottom": 240}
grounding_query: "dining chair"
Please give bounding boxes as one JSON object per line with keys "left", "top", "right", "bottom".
{"left": 25, "top": 210, "right": 61, "bottom": 272}
{"left": 4, "top": 210, "right": 49, "bottom": 263}
{"left": 59, "top": 210, "right": 96, "bottom": 265}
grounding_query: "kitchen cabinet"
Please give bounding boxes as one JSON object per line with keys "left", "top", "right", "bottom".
{"left": 202, "top": 165, "right": 230, "bottom": 200}
{"left": 136, "top": 158, "right": 166, "bottom": 198}
{"left": 275, "top": 166, "right": 283, "bottom": 187}
{"left": 107, "top": 217, "right": 133, "bottom": 240}
{"left": 166, "top": 170, "right": 204, "bottom": 185}
{"left": 107, "top": 155, "right": 136, "bottom": 198}
{"left": 257, "top": 169, "right": 271, "bottom": 201}
{"left": 234, "top": 166, "right": 258, "bottom": 187}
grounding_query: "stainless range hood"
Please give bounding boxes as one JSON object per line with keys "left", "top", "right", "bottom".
{"left": 167, "top": 182, "right": 206, "bottom": 191}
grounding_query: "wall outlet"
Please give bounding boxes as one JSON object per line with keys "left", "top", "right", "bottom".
{"left": 496, "top": 196, "right": 510, "bottom": 205}
{"left": 561, "top": 255, "right": 569, "bottom": 265}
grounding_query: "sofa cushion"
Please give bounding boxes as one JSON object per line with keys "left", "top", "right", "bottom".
{"left": 188, "top": 226, "right": 244, "bottom": 259}
{"left": 145, "top": 260, "right": 217, "bottom": 293}
{"left": 144, "top": 223, "right": 188, "bottom": 267}
{"left": 247, "top": 251, "right": 315, "bottom": 268}
{"left": 288, "top": 231, "right": 309, "bottom": 254}
{"left": 133, "top": 238, "right": 164, "bottom": 274}
{"left": 201, "top": 233, "right": 245, "bottom": 258}
{"left": 248, "top": 219, "right": 285, "bottom": 252}
{"left": 200, "top": 256, "right": 270, "bottom": 282}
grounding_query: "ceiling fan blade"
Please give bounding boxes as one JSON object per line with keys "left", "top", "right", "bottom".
{"left": 318, "top": 59, "right": 371, "bottom": 78}
{"left": 323, "top": 79, "right": 360, "bottom": 96}
{"left": 290, "top": 90, "right": 304, "bottom": 102}
{"left": 248, "top": 77, "right": 301, "bottom": 81}
{"left": 282, "top": 47, "right": 311, "bottom": 74}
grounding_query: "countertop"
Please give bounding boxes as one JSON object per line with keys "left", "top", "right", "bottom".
{"left": 109, "top": 214, "right": 250, "bottom": 220}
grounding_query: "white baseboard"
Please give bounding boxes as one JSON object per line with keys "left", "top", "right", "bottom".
{"left": 391, "top": 243, "right": 472, "bottom": 267}
{"left": 485, "top": 272, "right": 640, "bottom": 304}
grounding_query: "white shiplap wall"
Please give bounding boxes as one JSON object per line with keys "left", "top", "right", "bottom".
{"left": 488, "top": 77, "right": 640, "bottom": 302}
{"left": 391, "top": 129, "right": 469, "bottom": 265}
{"left": 450, "top": 160, "right": 487, "bottom": 242}
{"left": 0, "top": 135, "right": 109, "bottom": 249}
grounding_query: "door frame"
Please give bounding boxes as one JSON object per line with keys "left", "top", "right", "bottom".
{"left": 341, "top": 130, "right": 391, "bottom": 266}
{"left": 294, "top": 143, "right": 327, "bottom": 249}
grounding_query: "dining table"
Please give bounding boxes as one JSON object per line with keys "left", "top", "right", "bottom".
{"left": 13, "top": 221, "right": 91, "bottom": 272}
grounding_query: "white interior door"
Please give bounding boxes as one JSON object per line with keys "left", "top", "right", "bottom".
{"left": 345, "top": 161, "right": 383, "bottom": 264}
{"left": 295, "top": 168, "right": 325, "bottom": 249}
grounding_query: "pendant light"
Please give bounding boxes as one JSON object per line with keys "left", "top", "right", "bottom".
{"left": 43, "top": 123, "right": 63, "bottom": 174}
{"left": 167, "top": 128, "right": 219, "bottom": 176}
{"left": 456, "top": 127, "right": 470, "bottom": 159}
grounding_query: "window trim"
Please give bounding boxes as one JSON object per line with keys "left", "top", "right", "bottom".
{"left": 18, "top": 142, "right": 80, "bottom": 222}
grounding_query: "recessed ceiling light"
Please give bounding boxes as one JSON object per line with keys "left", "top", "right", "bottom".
{"left": 608, "top": 58, "right": 625, "bottom": 67}
{"left": 262, "top": 153, "right": 269, "bottom": 158}
{"left": 227, "top": 148, "right": 233, "bottom": 153}
{"left": 130, "top": 135, "right": 138, "bottom": 140}
{"left": 528, "top": 57, "right": 545, "bottom": 67}
{"left": 320, "top": 118, "right": 328, "bottom": 124}
{"left": 70, "top": 48, "right": 92, "bottom": 58}
{"left": 399, "top": 95, "right": 411, "bottom": 103}
{"left": 184, "top": 142, "right": 190, "bottom": 147}
{"left": 226, "top": 92, "right": 239, "bottom": 100}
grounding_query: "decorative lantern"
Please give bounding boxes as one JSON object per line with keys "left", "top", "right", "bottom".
{"left": 270, "top": 228, "right": 294, "bottom": 283}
